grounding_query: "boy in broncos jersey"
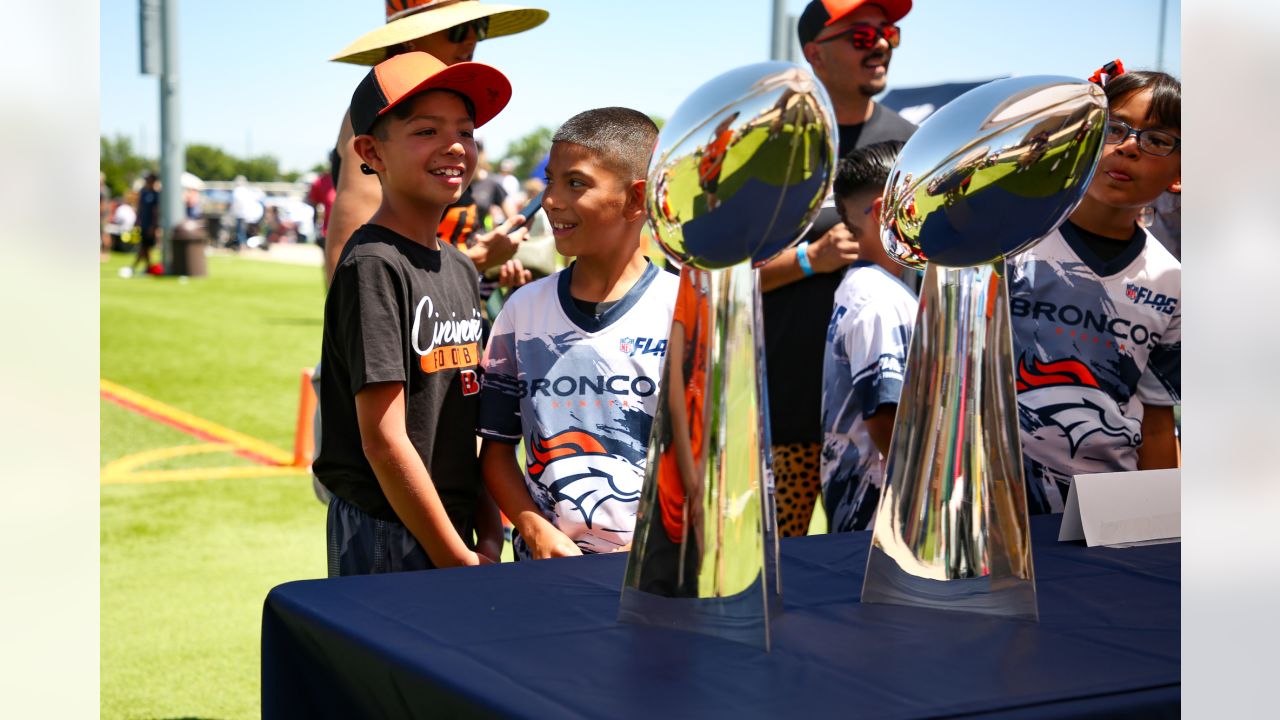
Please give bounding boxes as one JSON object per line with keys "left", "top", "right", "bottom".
{"left": 478, "top": 108, "right": 678, "bottom": 560}
{"left": 1009, "top": 70, "right": 1181, "bottom": 514}
{"left": 820, "top": 142, "right": 915, "bottom": 533}
{"left": 314, "top": 53, "right": 512, "bottom": 574}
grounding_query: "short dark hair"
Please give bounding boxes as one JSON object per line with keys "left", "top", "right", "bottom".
{"left": 833, "top": 140, "right": 903, "bottom": 201}
{"left": 551, "top": 107, "right": 659, "bottom": 184}
{"left": 370, "top": 88, "right": 477, "bottom": 140}
{"left": 1104, "top": 71, "right": 1180, "bottom": 130}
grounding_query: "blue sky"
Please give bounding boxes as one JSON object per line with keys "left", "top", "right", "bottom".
{"left": 100, "top": 0, "right": 1180, "bottom": 173}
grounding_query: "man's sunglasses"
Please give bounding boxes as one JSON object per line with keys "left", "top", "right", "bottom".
{"left": 818, "top": 23, "right": 900, "bottom": 50}
{"left": 447, "top": 17, "right": 489, "bottom": 43}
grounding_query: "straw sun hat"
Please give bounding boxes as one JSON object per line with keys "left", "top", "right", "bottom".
{"left": 332, "top": 0, "right": 549, "bottom": 66}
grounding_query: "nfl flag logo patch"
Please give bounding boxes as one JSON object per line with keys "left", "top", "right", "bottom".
{"left": 619, "top": 337, "right": 634, "bottom": 355}
{"left": 1125, "top": 284, "right": 1139, "bottom": 301}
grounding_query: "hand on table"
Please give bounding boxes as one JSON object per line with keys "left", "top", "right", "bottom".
{"left": 526, "top": 525, "right": 584, "bottom": 559}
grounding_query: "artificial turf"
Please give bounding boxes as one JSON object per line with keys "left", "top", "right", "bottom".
{"left": 101, "top": 252, "right": 327, "bottom": 719}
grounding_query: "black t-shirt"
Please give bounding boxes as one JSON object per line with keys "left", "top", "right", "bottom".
{"left": 138, "top": 187, "right": 160, "bottom": 231}
{"left": 837, "top": 102, "right": 919, "bottom": 152}
{"left": 469, "top": 174, "right": 508, "bottom": 222}
{"left": 762, "top": 103, "right": 916, "bottom": 445}
{"left": 315, "top": 224, "right": 485, "bottom": 530}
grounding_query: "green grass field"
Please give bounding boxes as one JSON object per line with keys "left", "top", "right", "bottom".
{"left": 101, "top": 250, "right": 826, "bottom": 719}
{"left": 101, "top": 252, "right": 328, "bottom": 719}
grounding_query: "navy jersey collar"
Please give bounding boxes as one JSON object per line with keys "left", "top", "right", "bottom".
{"left": 558, "top": 260, "right": 658, "bottom": 333}
{"left": 1058, "top": 221, "right": 1146, "bottom": 278}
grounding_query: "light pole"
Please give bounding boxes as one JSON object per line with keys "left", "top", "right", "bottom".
{"left": 158, "top": 0, "right": 184, "bottom": 273}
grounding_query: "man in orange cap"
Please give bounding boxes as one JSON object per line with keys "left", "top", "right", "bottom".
{"left": 325, "top": 1, "right": 549, "bottom": 286}
{"left": 759, "top": 0, "right": 917, "bottom": 538}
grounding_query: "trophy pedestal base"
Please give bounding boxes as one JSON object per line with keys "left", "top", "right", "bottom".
{"left": 862, "top": 547, "right": 1038, "bottom": 621}
{"left": 619, "top": 575, "right": 778, "bottom": 649}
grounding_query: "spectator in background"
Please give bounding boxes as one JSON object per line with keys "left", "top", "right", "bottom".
{"left": 229, "top": 175, "right": 264, "bottom": 251}
{"left": 109, "top": 198, "right": 136, "bottom": 254}
{"left": 820, "top": 142, "right": 914, "bottom": 534}
{"left": 497, "top": 157, "right": 521, "bottom": 199}
{"left": 184, "top": 187, "right": 202, "bottom": 219}
{"left": 100, "top": 172, "right": 111, "bottom": 261}
{"left": 467, "top": 142, "right": 509, "bottom": 230}
{"left": 760, "top": 0, "right": 918, "bottom": 537}
{"left": 131, "top": 172, "right": 161, "bottom": 275}
{"left": 306, "top": 171, "right": 336, "bottom": 248}
{"left": 324, "top": 0, "right": 549, "bottom": 286}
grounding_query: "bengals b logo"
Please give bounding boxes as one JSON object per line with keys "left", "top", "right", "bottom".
{"left": 460, "top": 369, "right": 480, "bottom": 396}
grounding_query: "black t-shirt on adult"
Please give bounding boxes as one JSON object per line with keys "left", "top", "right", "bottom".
{"left": 762, "top": 102, "right": 916, "bottom": 445}
{"left": 315, "top": 223, "right": 485, "bottom": 532}
{"left": 138, "top": 187, "right": 160, "bottom": 231}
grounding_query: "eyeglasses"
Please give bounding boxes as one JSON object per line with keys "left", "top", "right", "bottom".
{"left": 447, "top": 17, "right": 489, "bottom": 43}
{"left": 1104, "top": 119, "right": 1181, "bottom": 156}
{"left": 817, "top": 23, "right": 900, "bottom": 50}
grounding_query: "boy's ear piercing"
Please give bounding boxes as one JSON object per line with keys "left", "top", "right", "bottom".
{"left": 360, "top": 163, "right": 377, "bottom": 175}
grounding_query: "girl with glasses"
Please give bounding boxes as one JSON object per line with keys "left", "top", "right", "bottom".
{"left": 1006, "top": 70, "right": 1182, "bottom": 515}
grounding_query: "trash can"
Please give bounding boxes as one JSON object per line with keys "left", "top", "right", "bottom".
{"left": 171, "top": 219, "right": 208, "bottom": 277}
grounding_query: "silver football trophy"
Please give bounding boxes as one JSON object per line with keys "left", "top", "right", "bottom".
{"left": 861, "top": 76, "right": 1108, "bottom": 620}
{"left": 618, "top": 62, "right": 836, "bottom": 649}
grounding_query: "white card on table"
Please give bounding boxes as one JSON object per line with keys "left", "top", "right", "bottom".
{"left": 1057, "top": 468, "right": 1180, "bottom": 547}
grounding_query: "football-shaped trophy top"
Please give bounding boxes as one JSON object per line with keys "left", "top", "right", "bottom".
{"left": 646, "top": 61, "right": 837, "bottom": 270}
{"left": 880, "top": 76, "right": 1108, "bottom": 269}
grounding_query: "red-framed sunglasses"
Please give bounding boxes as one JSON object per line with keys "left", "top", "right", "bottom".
{"left": 818, "top": 23, "right": 901, "bottom": 50}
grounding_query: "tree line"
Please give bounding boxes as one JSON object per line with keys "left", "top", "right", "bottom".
{"left": 102, "top": 117, "right": 662, "bottom": 199}
{"left": 100, "top": 134, "right": 325, "bottom": 198}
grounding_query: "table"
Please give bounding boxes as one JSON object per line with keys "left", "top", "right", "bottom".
{"left": 262, "top": 516, "right": 1179, "bottom": 719}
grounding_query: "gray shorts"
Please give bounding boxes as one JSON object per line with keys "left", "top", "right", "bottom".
{"left": 326, "top": 494, "right": 434, "bottom": 577}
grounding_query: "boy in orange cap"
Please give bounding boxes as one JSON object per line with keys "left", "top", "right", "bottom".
{"left": 313, "top": 52, "right": 513, "bottom": 575}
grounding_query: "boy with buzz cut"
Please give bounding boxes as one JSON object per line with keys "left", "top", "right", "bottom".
{"left": 820, "top": 141, "right": 915, "bottom": 533}
{"left": 1010, "top": 70, "right": 1181, "bottom": 514}
{"left": 478, "top": 107, "right": 678, "bottom": 560}
{"left": 313, "top": 51, "right": 512, "bottom": 575}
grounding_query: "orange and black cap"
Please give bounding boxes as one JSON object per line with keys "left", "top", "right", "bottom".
{"left": 349, "top": 51, "right": 512, "bottom": 136}
{"left": 797, "top": 0, "right": 912, "bottom": 45}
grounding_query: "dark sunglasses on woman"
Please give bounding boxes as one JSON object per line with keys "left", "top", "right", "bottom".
{"left": 447, "top": 17, "right": 490, "bottom": 43}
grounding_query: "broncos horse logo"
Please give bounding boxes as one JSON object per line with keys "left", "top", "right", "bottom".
{"left": 527, "top": 430, "right": 642, "bottom": 533}
{"left": 1016, "top": 356, "right": 1142, "bottom": 457}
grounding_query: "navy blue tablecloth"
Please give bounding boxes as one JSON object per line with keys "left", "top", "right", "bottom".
{"left": 262, "top": 516, "right": 1179, "bottom": 719}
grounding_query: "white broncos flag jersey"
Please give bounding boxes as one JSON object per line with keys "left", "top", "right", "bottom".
{"left": 1007, "top": 225, "right": 1180, "bottom": 514}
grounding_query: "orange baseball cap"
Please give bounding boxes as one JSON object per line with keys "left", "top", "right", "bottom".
{"left": 349, "top": 51, "right": 512, "bottom": 135}
{"left": 797, "top": 1, "right": 913, "bottom": 44}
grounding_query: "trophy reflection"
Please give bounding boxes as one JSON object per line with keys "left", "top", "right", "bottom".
{"left": 618, "top": 62, "right": 836, "bottom": 649}
{"left": 861, "top": 76, "right": 1109, "bottom": 620}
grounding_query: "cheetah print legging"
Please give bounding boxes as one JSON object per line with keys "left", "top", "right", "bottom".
{"left": 770, "top": 442, "right": 822, "bottom": 537}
